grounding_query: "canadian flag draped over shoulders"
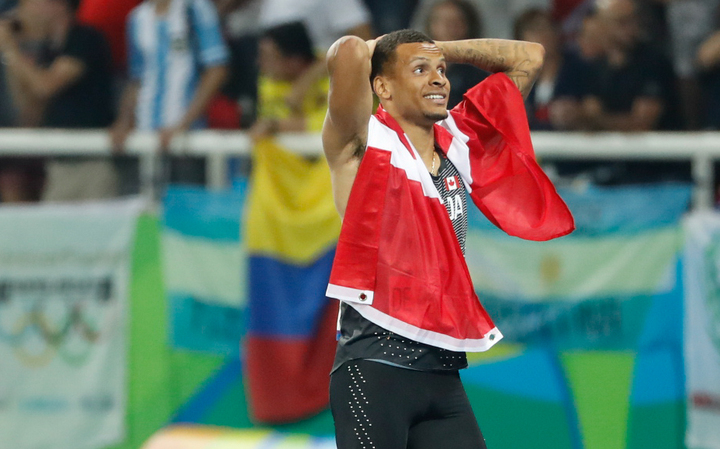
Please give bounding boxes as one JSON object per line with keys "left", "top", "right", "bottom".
{"left": 326, "top": 73, "right": 575, "bottom": 352}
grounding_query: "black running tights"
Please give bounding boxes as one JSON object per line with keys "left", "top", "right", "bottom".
{"left": 330, "top": 359, "right": 488, "bottom": 449}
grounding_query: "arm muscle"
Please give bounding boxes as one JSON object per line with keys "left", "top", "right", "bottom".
{"left": 436, "top": 39, "right": 545, "bottom": 99}
{"left": 322, "top": 36, "right": 375, "bottom": 216}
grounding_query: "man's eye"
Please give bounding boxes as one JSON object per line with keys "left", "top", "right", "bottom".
{"left": 414, "top": 67, "right": 423, "bottom": 74}
{"left": 438, "top": 67, "right": 445, "bottom": 74}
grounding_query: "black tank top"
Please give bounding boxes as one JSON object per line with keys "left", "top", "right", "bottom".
{"left": 332, "top": 150, "right": 470, "bottom": 372}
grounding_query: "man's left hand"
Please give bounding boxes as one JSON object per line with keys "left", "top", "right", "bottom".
{"left": 159, "top": 126, "right": 185, "bottom": 153}
{"left": 249, "top": 118, "right": 279, "bottom": 142}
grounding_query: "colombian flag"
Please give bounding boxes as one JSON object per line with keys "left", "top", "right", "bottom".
{"left": 244, "top": 138, "right": 341, "bottom": 423}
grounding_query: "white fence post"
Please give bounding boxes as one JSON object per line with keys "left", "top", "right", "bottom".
{"left": 692, "top": 153, "right": 715, "bottom": 210}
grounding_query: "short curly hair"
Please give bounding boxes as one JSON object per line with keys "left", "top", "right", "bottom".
{"left": 370, "top": 29, "right": 435, "bottom": 85}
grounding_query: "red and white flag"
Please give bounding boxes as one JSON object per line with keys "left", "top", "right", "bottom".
{"left": 327, "top": 73, "right": 575, "bottom": 352}
{"left": 445, "top": 176, "right": 459, "bottom": 191}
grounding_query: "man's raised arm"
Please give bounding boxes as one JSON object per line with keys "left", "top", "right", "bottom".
{"left": 436, "top": 39, "right": 545, "bottom": 99}
{"left": 322, "top": 36, "right": 376, "bottom": 216}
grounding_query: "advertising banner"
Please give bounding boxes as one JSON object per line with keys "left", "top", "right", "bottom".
{"left": 0, "top": 199, "right": 143, "bottom": 449}
{"left": 683, "top": 211, "right": 720, "bottom": 449}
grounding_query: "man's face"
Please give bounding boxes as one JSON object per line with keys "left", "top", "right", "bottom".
{"left": 258, "top": 38, "right": 292, "bottom": 80}
{"left": 520, "top": 18, "right": 560, "bottom": 58}
{"left": 379, "top": 42, "right": 451, "bottom": 125}
{"left": 600, "top": 0, "right": 639, "bottom": 50}
{"left": 428, "top": 2, "right": 469, "bottom": 41}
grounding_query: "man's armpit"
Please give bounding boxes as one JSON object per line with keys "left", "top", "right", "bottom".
{"left": 350, "top": 135, "right": 366, "bottom": 160}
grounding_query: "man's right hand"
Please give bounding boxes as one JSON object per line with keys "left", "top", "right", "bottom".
{"left": 109, "top": 122, "right": 132, "bottom": 154}
{"left": 364, "top": 35, "right": 384, "bottom": 57}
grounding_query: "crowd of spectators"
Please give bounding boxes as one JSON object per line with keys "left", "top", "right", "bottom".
{"left": 1, "top": 0, "right": 720, "bottom": 202}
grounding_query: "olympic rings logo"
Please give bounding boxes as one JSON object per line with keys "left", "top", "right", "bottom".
{"left": 0, "top": 277, "right": 116, "bottom": 368}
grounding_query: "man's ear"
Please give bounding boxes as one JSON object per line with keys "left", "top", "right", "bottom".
{"left": 373, "top": 76, "right": 392, "bottom": 101}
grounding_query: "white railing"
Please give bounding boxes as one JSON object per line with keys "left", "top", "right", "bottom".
{"left": 0, "top": 129, "right": 718, "bottom": 208}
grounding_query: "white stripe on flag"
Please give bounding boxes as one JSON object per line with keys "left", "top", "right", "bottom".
{"left": 162, "top": 229, "right": 246, "bottom": 307}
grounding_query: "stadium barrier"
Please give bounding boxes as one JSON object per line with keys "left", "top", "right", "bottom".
{"left": 0, "top": 129, "right": 717, "bottom": 207}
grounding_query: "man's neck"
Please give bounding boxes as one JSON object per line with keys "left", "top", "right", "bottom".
{"left": 396, "top": 117, "right": 436, "bottom": 168}
{"left": 381, "top": 101, "right": 440, "bottom": 169}
{"left": 154, "top": 0, "right": 172, "bottom": 15}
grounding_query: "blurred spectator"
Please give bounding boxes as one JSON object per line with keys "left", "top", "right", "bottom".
{"left": 514, "top": 8, "right": 592, "bottom": 130}
{"left": 249, "top": 21, "right": 327, "bottom": 140}
{"left": 212, "top": 0, "right": 261, "bottom": 128}
{"left": 0, "top": 0, "right": 48, "bottom": 128}
{"left": 76, "top": 0, "right": 142, "bottom": 73}
{"left": 77, "top": 0, "right": 143, "bottom": 197}
{"left": 696, "top": 8, "right": 720, "bottom": 129}
{"left": 547, "top": 0, "right": 690, "bottom": 185}
{"left": 581, "top": 0, "right": 680, "bottom": 131}
{"left": 412, "top": 0, "right": 550, "bottom": 40}
{"left": 0, "top": 0, "right": 117, "bottom": 202}
{"left": 258, "top": 0, "right": 373, "bottom": 52}
{"left": 0, "top": 0, "right": 47, "bottom": 203}
{"left": 422, "top": 0, "right": 488, "bottom": 108}
{"left": 362, "top": 0, "right": 418, "bottom": 35}
{"left": 660, "top": 0, "right": 719, "bottom": 129}
{"left": 111, "top": 0, "right": 229, "bottom": 184}
{"left": 574, "top": 8, "right": 607, "bottom": 61}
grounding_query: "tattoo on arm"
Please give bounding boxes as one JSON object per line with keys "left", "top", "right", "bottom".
{"left": 443, "top": 40, "right": 542, "bottom": 98}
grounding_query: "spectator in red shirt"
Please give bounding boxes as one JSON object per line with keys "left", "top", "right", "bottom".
{"left": 76, "top": 0, "right": 141, "bottom": 73}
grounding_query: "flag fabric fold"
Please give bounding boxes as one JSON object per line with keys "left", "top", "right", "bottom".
{"left": 450, "top": 74, "right": 575, "bottom": 240}
{"left": 327, "top": 73, "right": 574, "bottom": 352}
{"left": 162, "top": 186, "right": 248, "bottom": 356}
{"left": 244, "top": 139, "right": 341, "bottom": 423}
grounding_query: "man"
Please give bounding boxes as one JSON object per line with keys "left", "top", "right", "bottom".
{"left": 249, "top": 21, "right": 327, "bottom": 139}
{"left": 111, "top": 0, "right": 228, "bottom": 184}
{"left": 582, "top": 0, "right": 678, "bottom": 131}
{"left": 513, "top": 8, "right": 592, "bottom": 131}
{"left": 576, "top": 0, "right": 689, "bottom": 184}
{"left": 322, "top": 30, "right": 574, "bottom": 448}
{"left": 0, "top": 0, "right": 48, "bottom": 203}
{"left": 0, "top": 0, "right": 117, "bottom": 201}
